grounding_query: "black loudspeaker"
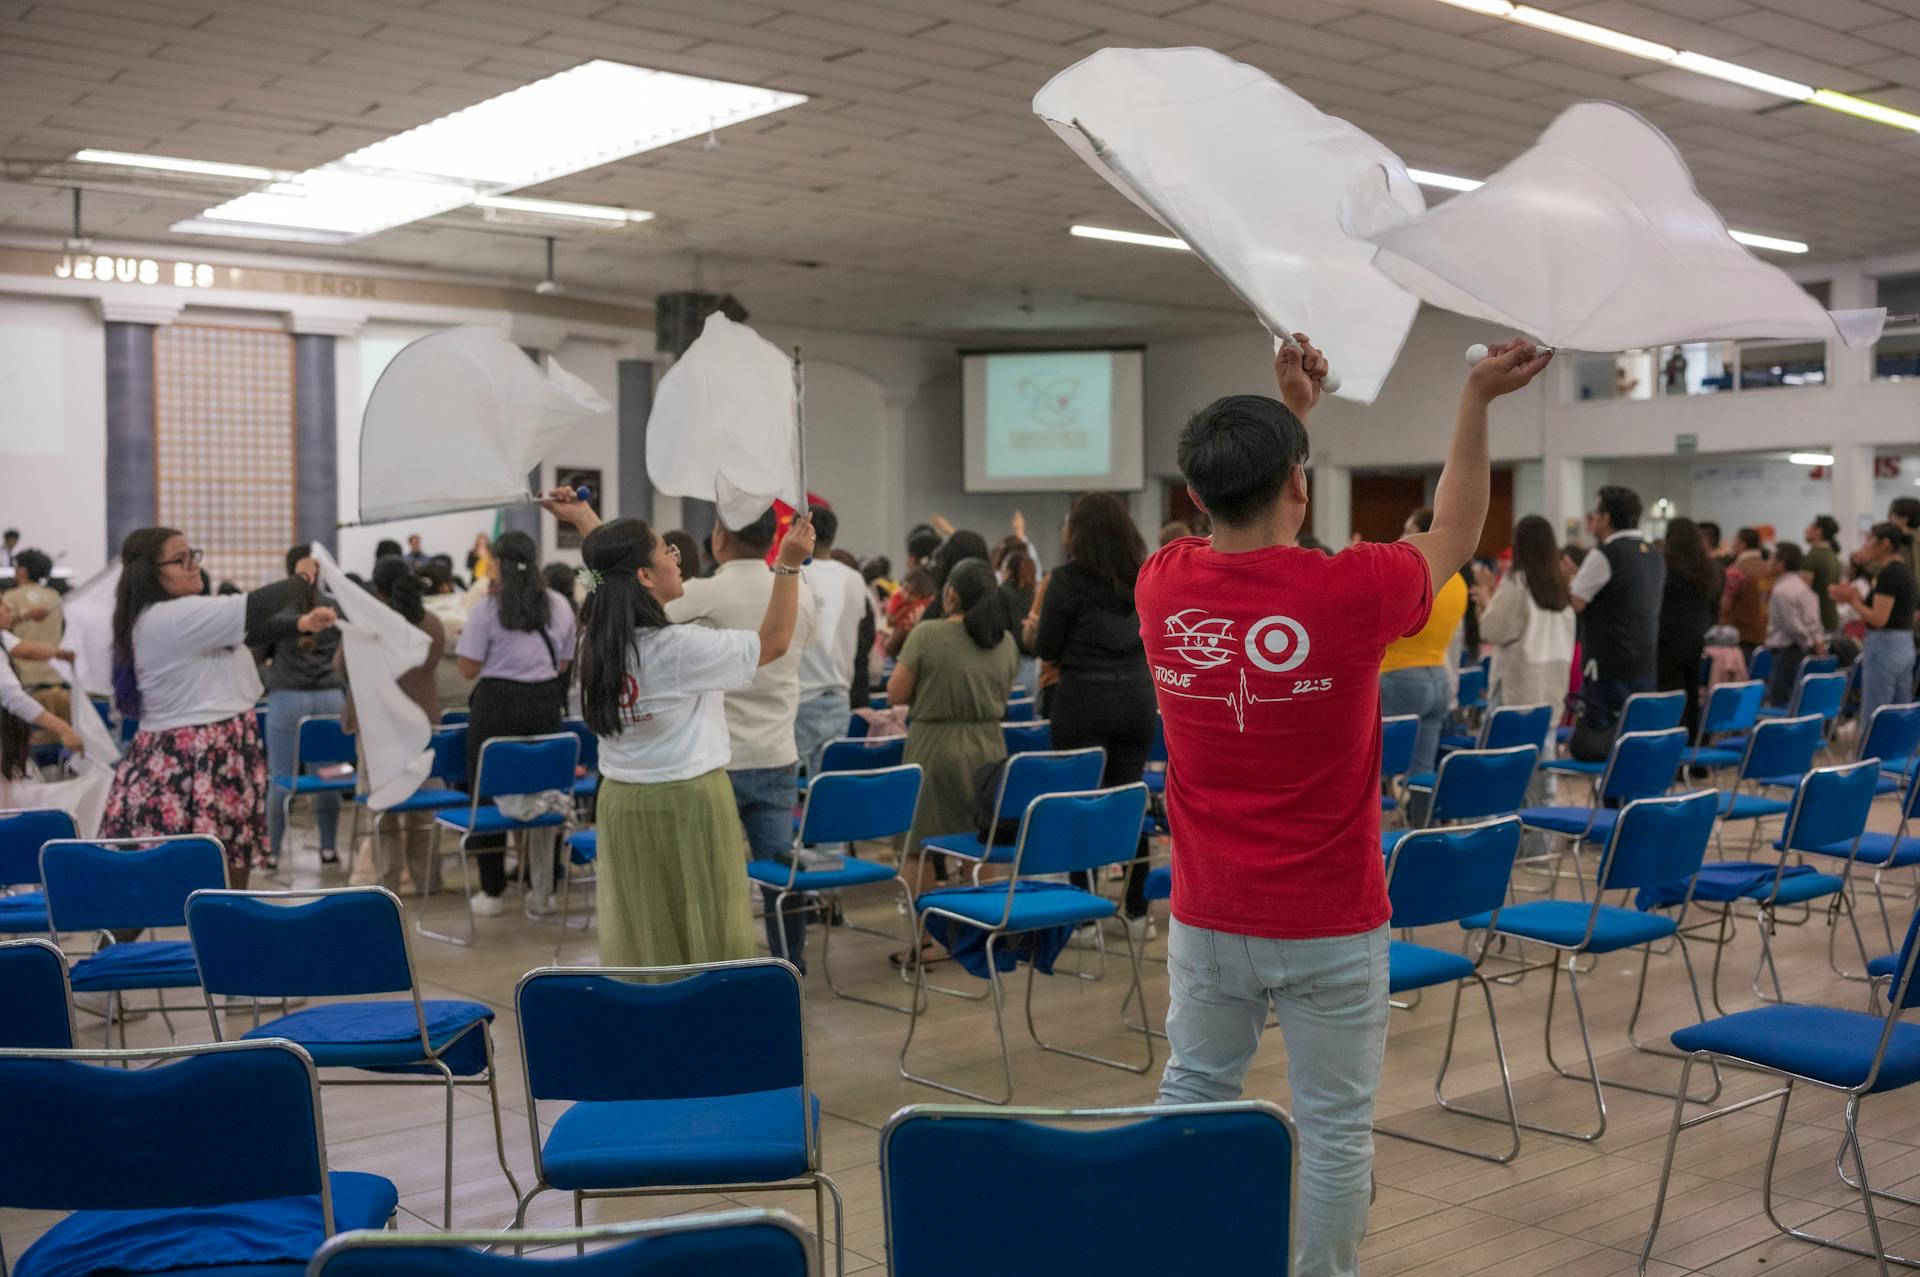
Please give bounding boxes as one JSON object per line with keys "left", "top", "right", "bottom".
{"left": 654, "top": 291, "right": 749, "bottom": 356}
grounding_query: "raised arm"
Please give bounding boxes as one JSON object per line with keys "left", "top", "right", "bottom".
{"left": 755, "top": 512, "right": 816, "bottom": 667}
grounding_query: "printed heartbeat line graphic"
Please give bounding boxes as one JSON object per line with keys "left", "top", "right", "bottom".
{"left": 1156, "top": 666, "right": 1292, "bottom": 731}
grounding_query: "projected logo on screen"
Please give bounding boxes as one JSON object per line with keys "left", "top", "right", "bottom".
{"left": 984, "top": 352, "right": 1113, "bottom": 479}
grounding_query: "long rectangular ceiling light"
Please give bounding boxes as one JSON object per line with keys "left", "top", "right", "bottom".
{"left": 472, "top": 195, "right": 653, "bottom": 224}
{"left": 195, "top": 170, "right": 476, "bottom": 241}
{"left": 74, "top": 149, "right": 279, "bottom": 181}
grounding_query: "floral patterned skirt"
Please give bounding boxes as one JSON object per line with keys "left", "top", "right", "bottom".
{"left": 100, "top": 711, "right": 269, "bottom": 871}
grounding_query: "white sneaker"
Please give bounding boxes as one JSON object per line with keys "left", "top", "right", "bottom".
{"left": 524, "top": 891, "right": 557, "bottom": 919}
{"left": 1124, "top": 915, "right": 1158, "bottom": 942}
{"left": 1066, "top": 923, "right": 1101, "bottom": 951}
{"left": 470, "top": 892, "right": 506, "bottom": 918}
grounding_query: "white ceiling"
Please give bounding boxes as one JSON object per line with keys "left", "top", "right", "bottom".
{"left": 6, "top": 0, "right": 1920, "bottom": 341}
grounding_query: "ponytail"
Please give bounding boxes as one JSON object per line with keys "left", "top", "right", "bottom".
{"left": 371, "top": 555, "right": 426, "bottom": 624}
{"left": 492, "top": 531, "right": 550, "bottom": 633}
{"left": 576, "top": 519, "right": 672, "bottom": 737}
{"left": 945, "top": 557, "right": 1008, "bottom": 651}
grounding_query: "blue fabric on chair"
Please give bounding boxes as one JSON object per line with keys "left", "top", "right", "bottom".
{"left": 1462, "top": 900, "right": 1675, "bottom": 952}
{"left": 1144, "top": 864, "right": 1171, "bottom": 901}
{"left": 187, "top": 893, "right": 414, "bottom": 1000}
{"left": 1681, "top": 747, "right": 1744, "bottom": 768}
{"left": 540, "top": 1089, "right": 818, "bottom": 1191}
{"left": 358, "top": 788, "right": 466, "bottom": 815}
{"left": 0, "top": 892, "right": 50, "bottom": 932}
{"left": 567, "top": 830, "right": 596, "bottom": 865}
{"left": 1388, "top": 940, "right": 1475, "bottom": 995}
{"left": 1808, "top": 833, "right": 1920, "bottom": 868}
{"left": 310, "top": 1220, "right": 812, "bottom": 1277}
{"left": 1760, "top": 871, "right": 1847, "bottom": 907}
{"left": 0, "top": 940, "right": 72, "bottom": 1048}
{"left": 1717, "top": 792, "right": 1791, "bottom": 820}
{"left": 1543, "top": 758, "right": 1605, "bottom": 777}
{"left": 240, "top": 1001, "right": 493, "bottom": 1076}
{"left": 44, "top": 839, "right": 227, "bottom": 935}
{"left": 918, "top": 883, "right": 1094, "bottom": 978}
{"left": 1869, "top": 952, "right": 1898, "bottom": 979}
{"left": 1670, "top": 1006, "right": 1920, "bottom": 1092}
{"left": 433, "top": 807, "right": 566, "bottom": 836}
{"left": 15, "top": 1172, "right": 397, "bottom": 1277}
{"left": 1635, "top": 861, "right": 1821, "bottom": 910}
{"left": 67, "top": 941, "right": 199, "bottom": 993}
{"left": 746, "top": 857, "right": 895, "bottom": 892}
{"left": 1382, "top": 828, "right": 1405, "bottom": 855}
{"left": 1405, "top": 771, "right": 1436, "bottom": 790}
{"left": 0, "top": 809, "right": 76, "bottom": 890}
{"left": 922, "top": 831, "right": 996, "bottom": 862}
{"left": 287, "top": 775, "right": 355, "bottom": 796}
{"left": 1519, "top": 807, "right": 1618, "bottom": 840}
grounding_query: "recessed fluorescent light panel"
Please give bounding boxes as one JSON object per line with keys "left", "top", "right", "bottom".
{"left": 74, "top": 149, "right": 279, "bottom": 181}
{"left": 1788, "top": 452, "right": 1835, "bottom": 465}
{"left": 197, "top": 171, "right": 476, "bottom": 241}
{"left": 1069, "top": 224, "right": 1190, "bottom": 250}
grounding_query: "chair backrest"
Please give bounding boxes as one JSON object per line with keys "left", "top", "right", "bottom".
{"left": 1700, "top": 680, "right": 1764, "bottom": 738}
{"left": 1000, "top": 721, "right": 1052, "bottom": 755}
{"left": 1778, "top": 760, "right": 1881, "bottom": 856}
{"left": 41, "top": 836, "right": 228, "bottom": 933}
{"left": 563, "top": 717, "right": 600, "bottom": 774}
{"left": 294, "top": 715, "right": 357, "bottom": 770}
{"left": 1597, "top": 729, "right": 1687, "bottom": 805}
{"left": 0, "top": 1039, "right": 331, "bottom": 1219}
{"left": 882, "top": 1102, "right": 1295, "bottom": 1276}
{"left": 1385, "top": 817, "right": 1522, "bottom": 930}
{"left": 1010, "top": 785, "right": 1150, "bottom": 879}
{"left": 517, "top": 961, "right": 804, "bottom": 1103}
{"left": 1380, "top": 715, "right": 1418, "bottom": 782}
{"left": 1427, "top": 746, "right": 1537, "bottom": 824}
{"left": 1749, "top": 646, "right": 1774, "bottom": 682}
{"left": 992, "top": 748, "right": 1106, "bottom": 833}
{"left": 1736, "top": 714, "right": 1823, "bottom": 782}
{"left": 1860, "top": 703, "right": 1920, "bottom": 772}
{"left": 1789, "top": 671, "right": 1847, "bottom": 722}
{"left": 1455, "top": 665, "right": 1488, "bottom": 710}
{"left": 429, "top": 725, "right": 468, "bottom": 784}
{"left": 0, "top": 938, "right": 73, "bottom": 1049}
{"left": 1594, "top": 790, "right": 1719, "bottom": 893}
{"left": 1618, "top": 690, "right": 1687, "bottom": 735}
{"left": 1003, "top": 697, "right": 1037, "bottom": 723}
{"left": 799, "top": 765, "right": 922, "bottom": 846}
{"left": 441, "top": 709, "right": 470, "bottom": 725}
{"left": 818, "top": 735, "right": 905, "bottom": 775}
{"left": 1888, "top": 905, "right": 1920, "bottom": 1012}
{"left": 1477, "top": 702, "right": 1552, "bottom": 753}
{"left": 0, "top": 808, "right": 76, "bottom": 890}
{"left": 307, "top": 1209, "right": 816, "bottom": 1277}
{"left": 1801, "top": 654, "right": 1839, "bottom": 677}
{"left": 473, "top": 733, "right": 579, "bottom": 802}
{"left": 188, "top": 888, "right": 415, "bottom": 999}
{"left": 843, "top": 712, "right": 870, "bottom": 740}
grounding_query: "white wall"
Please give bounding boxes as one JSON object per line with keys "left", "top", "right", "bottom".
{"left": 536, "top": 335, "right": 619, "bottom": 566}
{"left": 0, "top": 295, "right": 107, "bottom": 577}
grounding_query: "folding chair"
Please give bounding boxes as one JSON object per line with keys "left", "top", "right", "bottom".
{"left": 1760, "top": 701, "right": 1920, "bottom": 798}
{"left": 1743, "top": 759, "right": 1883, "bottom": 994}
{"left": 1517, "top": 728, "right": 1686, "bottom": 894}
{"left": 0, "top": 1039, "right": 397, "bottom": 1277}
{"left": 1372, "top": 817, "right": 1525, "bottom": 1163}
{"left": 1709, "top": 714, "right": 1824, "bottom": 859}
{"left": 513, "top": 961, "right": 843, "bottom": 1276}
{"left": 441, "top": 708, "right": 470, "bottom": 725}
{"left": 801, "top": 735, "right": 906, "bottom": 791}
{"left": 1003, "top": 696, "right": 1036, "bottom": 723}
{"left": 1749, "top": 645, "right": 1774, "bottom": 685}
{"left": 1462, "top": 789, "right": 1721, "bottom": 1141}
{"left": 1680, "top": 679, "right": 1765, "bottom": 772}
{"left": 308, "top": 1209, "right": 816, "bottom": 1277}
{"left": 1641, "top": 905, "right": 1920, "bottom": 1275}
{"left": 881, "top": 1101, "right": 1296, "bottom": 1277}
{"left": 1455, "top": 664, "right": 1489, "bottom": 721}
{"left": 750, "top": 764, "right": 923, "bottom": 1011}
{"left": 918, "top": 747, "right": 1104, "bottom": 881}
{"left": 274, "top": 714, "right": 359, "bottom": 877}
{"left": 427, "top": 732, "right": 578, "bottom": 945}
{"left": 1432, "top": 700, "right": 1553, "bottom": 772}
{"left": 563, "top": 717, "right": 599, "bottom": 803}
{"left": 1757, "top": 669, "right": 1847, "bottom": 729}
{"left": 900, "top": 783, "right": 1153, "bottom": 1104}
{"left": 0, "top": 808, "right": 74, "bottom": 937}
{"left": 350, "top": 723, "right": 469, "bottom": 885}
{"left": 1000, "top": 721, "right": 1052, "bottom": 755}
{"left": 1542, "top": 690, "right": 1685, "bottom": 779}
{"left": 0, "top": 937, "right": 74, "bottom": 1049}
{"left": 1379, "top": 714, "right": 1418, "bottom": 825}
{"left": 1797, "top": 763, "right": 1920, "bottom": 959}
{"left": 1380, "top": 745, "right": 1538, "bottom": 856}
{"left": 41, "top": 834, "right": 228, "bottom": 1048}
{"left": 186, "top": 886, "right": 520, "bottom": 1229}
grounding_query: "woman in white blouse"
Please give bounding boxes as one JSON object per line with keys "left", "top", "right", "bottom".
{"left": 541, "top": 491, "right": 815, "bottom": 968}
{"left": 1473, "top": 515, "right": 1577, "bottom": 712}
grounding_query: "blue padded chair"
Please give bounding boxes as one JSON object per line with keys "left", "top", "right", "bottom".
{"left": 1681, "top": 680, "right": 1765, "bottom": 770}
{"left": 440, "top": 708, "right": 470, "bottom": 725}
{"left": 186, "top": 886, "right": 520, "bottom": 1229}
{"left": 1002, "top": 697, "right": 1037, "bottom": 723}
{"left": 750, "top": 764, "right": 923, "bottom": 1012}
{"left": 901, "top": 784, "right": 1153, "bottom": 1104}
{"left": 1464, "top": 790, "right": 1721, "bottom": 1141}
{"left": 918, "top": 747, "right": 1105, "bottom": 877}
{"left": 1519, "top": 727, "right": 1686, "bottom": 858}
{"left": 1373, "top": 818, "right": 1524, "bottom": 1164}
{"left": 1801, "top": 653, "right": 1840, "bottom": 677}
{"left": 882, "top": 1101, "right": 1296, "bottom": 1277}
{"left": 1756, "top": 670, "right": 1847, "bottom": 732}
{"left": 1379, "top": 714, "right": 1418, "bottom": 822}
{"left": 350, "top": 723, "right": 469, "bottom": 887}
{"left": 563, "top": 718, "right": 599, "bottom": 802}
{"left": 274, "top": 714, "right": 359, "bottom": 875}
{"left": 1641, "top": 906, "right": 1920, "bottom": 1275}
{"left": 803, "top": 735, "right": 907, "bottom": 790}
{"left": 1543, "top": 690, "right": 1685, "bottom": 778}
{"left": 1430, "top": 701, "right": 1553, "bottom": 778}
{"left": 0, "top": 1039, "right": 397, "bottom": 1277}
{"left": 513, "top": 961, "right": 843, "bottom": 1276}
{"left": 1749, "top": 645, "right": 1774, "bottom": 685}
{"left": 308, "top": 1208, "right": 816, "bottom": 1277}
{"left": 1000, "top": 720, "right": 1052, "bottom": 755}
{"left": 1763, "top": 701, "right": 1920, "bottom": 798}
{"left": 0, "top": 808, "right": 74, "bottom": 936}
{"left": 1798, "top": 762, "right": 1920, "bottom": 958}
{"left": 555, "top": 828, "right": 598, "bottom": 956}
{"left": 1455, "top": 664, "right": 1489, "bottom": 718}
{"left": 428, "top": 732, "right": 579, "bottom": 945}
{"left": 1380, "top": 745, "right": 1537, "bottom": 856}
{"left": 1710, "top": 715, "right": 1824, "bottom": 857}
{"left": 41, "top": 834, "right": 228, "bottom": 1048}
{"left": 0, "top": 938, "right": 73, "bottom": 1049}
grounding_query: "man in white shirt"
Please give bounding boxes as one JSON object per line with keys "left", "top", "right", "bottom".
{"left": 793, "top": 508, "right": 869, "bottom": 780}
{"left": 668, "top": 507, "right": 817, "bottom": 970}
{"left": 0, "top": 530, "right": 17, "bottom": 569}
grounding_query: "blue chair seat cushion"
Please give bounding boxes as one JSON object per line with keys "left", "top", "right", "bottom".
{"left": 1438, "top": 734, "right": 1474, "bottom": 753}
{"left": 921, "top": 832, "right": 1013, "bottom": 864}
{"left": 68, "top": 941, "right": 201, "bottom": 993}
{"left": 1389, "top": 940, "right": 1476, "bottom": 995}
{"left": 573, "top": 775, "right": 599, "bottom": 798}
{"left": 1405, "top": 771, "right": 1436, "bottom": 791}
{"left": 1754, "top": 871, "right": 1846, "bottom": 906}
{"left": 1718, "top": 792, "right": 1790, "bottom": 820}
{"left": 1144, "top": 864, "right": 1171, "bottom": 902}
{"left": 1463, "top": 900, "right": 1675, "bottom": 953}
{"left": 745, "top": 857, "right": 896, "bottom": 891}
{"left": 14, "top": 1170, "right": 397, "bottom": 1277}
{"left": 434, "top": 806, "right": 566, "bottom": 835}
{"left": 1759, "top": 772, "right": 1902, "bottom": 796}
{"left": 242, "top": 1000, "right": 494, "bottom": 1076}
{"left": 915, "top": 882, "right": 1114, "bottom": 932}
{"left": 286, "top": 775, "right": 355, "bottom": 795}
{"left": 568, "top": 831, "right": 597, "bottom": 865}
{"left": 1671, "top": 1006, "right": 1920, "bottom": 1093}
{"left": 1681, "top": 746, "right": 1743, "bottom": 769}
{"left": 0, "top": 891, "right": 50, "bottom": 932}
{"left": 358, "top": 788, "right": 467, "bottom": 814}
{"left": 1543, "top": 758, "right": 1605, "bottom": 777}
{"left": 1143, "top": 770, "right": 1165, "bottom": 794}
{"left": 1519, "top": 806, "right": 1618, "bottom": 841}
{"left": 540, "top": 1088, "right": 818, "bottom": 1191}
{"left": 1792, "top": 833, "right": 1920, "bottom": 869}
{"left": 1379, "top": 794, "right": 1398, "bottom": 811}
{"left": 1869, "top": 952, "right": 1899, "bottom": 978}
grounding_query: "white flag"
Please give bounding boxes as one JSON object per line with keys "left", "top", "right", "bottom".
{"left": 311, "top": 543, "right": 433, "bottom": 810}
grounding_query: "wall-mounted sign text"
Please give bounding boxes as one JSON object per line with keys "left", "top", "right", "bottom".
{"left": 54, "top": 254, "right": 218, "bottom": 287}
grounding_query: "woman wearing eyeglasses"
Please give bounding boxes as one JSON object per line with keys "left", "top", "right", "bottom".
{"left": 101, "top": 528, "right": 337, "bottom": 887}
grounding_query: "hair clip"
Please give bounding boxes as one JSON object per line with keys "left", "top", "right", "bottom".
{"left": 578, "top": 567, "right": 604, "bottom": 595}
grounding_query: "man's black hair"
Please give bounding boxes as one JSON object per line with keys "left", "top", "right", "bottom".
{"left": 1890, "top": 496, "right": 1920, "bottom": 527}
{"left": 727, "top": 507, "right": 781, "bottom": 553}
{"left": 1176, "top": 395, "right": 1308, "bottom": 529}
{"left": 906, "top": 524, "right": 942, "bottom": 563}
{"left": 13, "top": 549, "right": 52, "bottom": 583}
{"left": 1595, "top": 485, "right": 1642, "bottom": 532}
{"left": 1810, "top": 515, "right": 1839, "bottom": 544}
{"left": 810, "top": 506, "right": 838, "bottom": 549}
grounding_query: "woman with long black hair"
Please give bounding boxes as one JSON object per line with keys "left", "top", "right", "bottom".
{"left": 543, "top": 491, "right": 814, "bottom": 967}
{"left": 1657, "top": 516, "right": 1723, "bottom": 739}
{"left": 101, "top": 527, "right": 335, "bottom": 887}
{"left": 453, "top": 529, "right": 577, "bottom": 917}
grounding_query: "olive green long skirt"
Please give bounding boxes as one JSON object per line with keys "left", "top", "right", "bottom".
{"left": 596, "top": 769, "right": 757, "bottom": 968}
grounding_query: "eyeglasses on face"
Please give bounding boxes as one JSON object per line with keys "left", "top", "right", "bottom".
{"left": 158, "top": 548, "right": 205, "bottom": 569}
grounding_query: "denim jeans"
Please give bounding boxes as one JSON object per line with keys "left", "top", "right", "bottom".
{"left": 1378, "top": 666, "right": 1451, "bottom": 776}
{"left": 1859, "top": 628, "right": 1918, "bottom": 738}
{"left": 266, "top": 686, "right": 345, "bottom": 858}
{"left": 730, "top": 764, "right": 806, "bottom": 971}
{"left": 793, "top": 689, "right": 851, "bottom": 780}
{"left": 1160, "top": 920, "right": 1390, "bottom": 1277}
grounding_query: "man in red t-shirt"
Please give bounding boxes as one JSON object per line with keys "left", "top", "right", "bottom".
{"left": 1137, "top": 335, "right": 1551, "bottom": 1277}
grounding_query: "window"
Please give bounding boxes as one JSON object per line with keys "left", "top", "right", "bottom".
{"left": 1874, "top": 273, "right": 1920, "bottom": 381}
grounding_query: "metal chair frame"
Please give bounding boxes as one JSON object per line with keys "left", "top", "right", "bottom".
{"left": 423, "top": 732, "right": 579, "bottom": 946}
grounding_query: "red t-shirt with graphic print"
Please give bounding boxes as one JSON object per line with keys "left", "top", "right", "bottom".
{"left": 1136, "top": 537, "right": 1434, "bottom": 939}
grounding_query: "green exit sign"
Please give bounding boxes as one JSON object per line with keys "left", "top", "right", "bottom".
{"left": 1675, "top": 433, "right": 1698, "bottom": 454}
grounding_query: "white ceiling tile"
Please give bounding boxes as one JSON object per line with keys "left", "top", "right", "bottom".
{"left": 1709, "top": 9, "right": 1901, "bottom": 67}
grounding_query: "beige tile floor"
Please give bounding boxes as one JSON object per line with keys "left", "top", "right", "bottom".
{"left": 6, "top": 778, "right": 1918, "bottom": 1275}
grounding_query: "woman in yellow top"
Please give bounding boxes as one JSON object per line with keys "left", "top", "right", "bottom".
{"left": 1379, "top": 507, "right": 1470, "bottom": 788}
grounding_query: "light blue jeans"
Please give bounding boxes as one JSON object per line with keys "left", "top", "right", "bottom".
{"left": 793, "top": 688, "right": 852, "bottom": 780}
{"left": 266, "top": 686, "right": 345, "bottom": 858}
{"left": 1378, "top": 665, "right": 1451, "bottom": 776}
{"left": 1160, "top": 920, "right": 1391, "bottom": 1277}
{"left": 1858, "top": 628, "right": 1917, "bottom": 741}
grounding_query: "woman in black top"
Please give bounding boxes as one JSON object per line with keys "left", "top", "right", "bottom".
{"left": 1656, "top": 517, "right": 1723, "bottom": 738}
{"left": 995, "top": 535, "right": 1039, "bottom": 697}
{"left": 1831, "top": 522, "right": 1918, "bottom": 734}
{"left": 1034, "top": 492, "right": 1155, "bottom": 930}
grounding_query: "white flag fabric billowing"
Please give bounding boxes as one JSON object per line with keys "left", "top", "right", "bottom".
{"left": 49, "top": 656, "right": 118, "bottom": 767}
{"left": 645, "top": 314, "right": 802, "bottom": 530}
{"left": 59, "top": 562, "right": 120, "bottom": 701}
{"left": 1360, "top": 103, "right": 1886, "bottom": 352}
{"left": 1033, "top": 47, "right": 1426, "bottom": 404}
{"left": 359, "top": 326, "right": 610, "bottom": 524}
{"left": 310, "top": 543, "right": 433, "bottom": 811}
{"left": 0, "top": 761, "right": 112, "bottom": 838}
